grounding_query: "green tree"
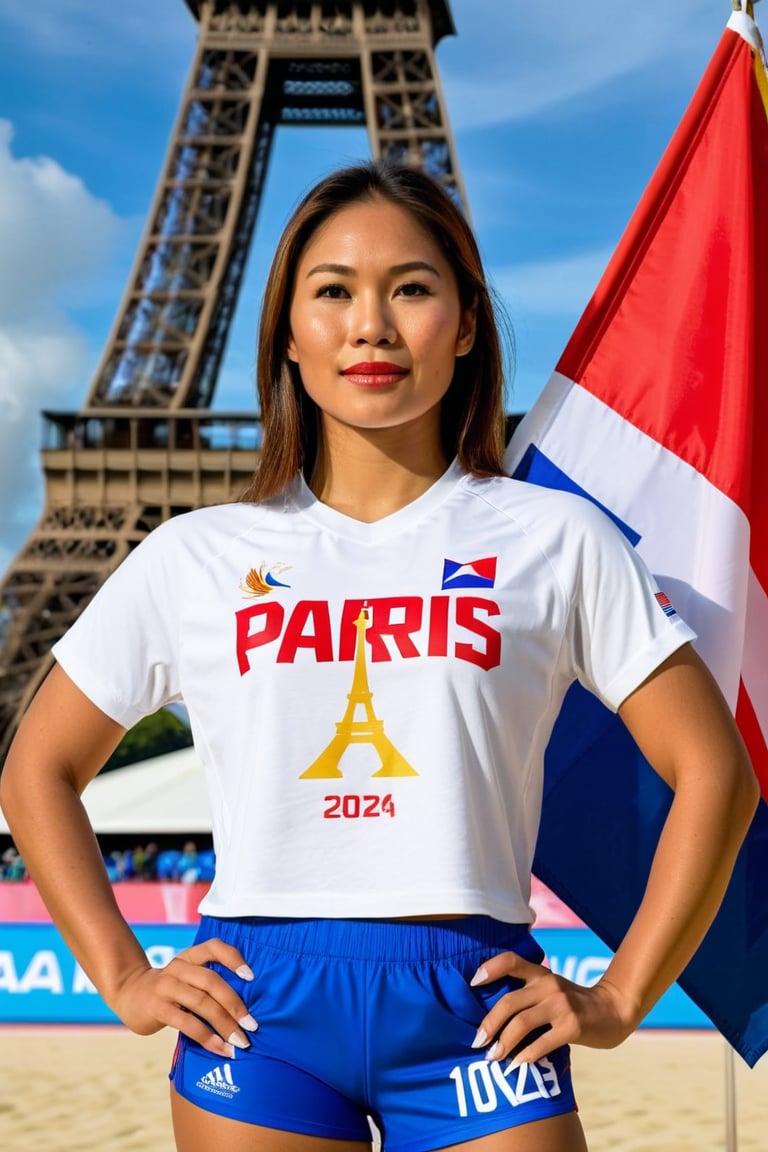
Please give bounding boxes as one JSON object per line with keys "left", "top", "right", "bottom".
{"left": 101, "top": 709, "right": 192, "bottom": 773}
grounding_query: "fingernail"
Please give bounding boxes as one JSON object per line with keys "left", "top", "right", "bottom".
{"left": 508, "top": 1057, "right": 522, "bottom": 1071}
{"left": 236, "top": 964, "right": 254, "bottom": 981}
{"left": 470, "top": 965, "right": 489, "bottom": 987}
{"left": 227, "top": 1032, "right": 250, "bottom": 1051}
{"left": 471, "top": 1027, "right": 488, "bottom": 1049}
{"left": 238, "top": 1014, "right": 258, "bottom": 1032}
{"left": 485, "top": 1041, "right": 501, "bottom": 1062}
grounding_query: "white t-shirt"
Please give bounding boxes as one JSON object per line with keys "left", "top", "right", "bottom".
{"left": 53, "top": 462, "right": 695, "bottom": 923}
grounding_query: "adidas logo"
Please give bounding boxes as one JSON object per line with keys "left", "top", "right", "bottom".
{"left": 196, "top": 1062, "right": 240, "bottom": 1099}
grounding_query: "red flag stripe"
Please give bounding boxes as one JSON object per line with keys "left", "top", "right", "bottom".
{"left": 748, "top": 45, "right": 768, "bottom": 632}
{"left": 742, "top": 566, "right": 768, "bottom": 778}
{"left": 558, "top": 30, "right": 759, "bottom": 514}
{"left": 737, "top": 678, "right": 768, "bottom": 799}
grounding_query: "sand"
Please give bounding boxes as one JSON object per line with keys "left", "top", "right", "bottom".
{"left": 1, "top": 1026, "right": 766, "bottom": 1151}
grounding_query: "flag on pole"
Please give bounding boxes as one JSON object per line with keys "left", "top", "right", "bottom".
{"left": 505, "top": 2, "right": 768, "bottom": 1066}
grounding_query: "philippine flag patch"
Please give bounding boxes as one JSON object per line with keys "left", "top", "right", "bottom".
{"left": 655, "top": 591, "right": 678, "bottom": 618}
{"left": 441, "top": 557, "right": 497, "bottom": 590}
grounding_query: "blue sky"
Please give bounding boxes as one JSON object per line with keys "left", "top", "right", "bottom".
{"left": 0, "top": 0, "right": 742, "bottom": 575}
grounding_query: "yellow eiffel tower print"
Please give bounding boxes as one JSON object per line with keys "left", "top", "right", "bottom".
{"left": 300, "top": 607, "right": 418, "bottom": 779}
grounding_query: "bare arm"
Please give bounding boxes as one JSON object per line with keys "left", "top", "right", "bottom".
{"left": 471, "top": 643, "right": 760, "bottom": 1062}
{"left": 592, "top": 643, "right": 758, "bottom": 1024}
{"left": 0, "top": 664, "right": 256, "bottom": 1057}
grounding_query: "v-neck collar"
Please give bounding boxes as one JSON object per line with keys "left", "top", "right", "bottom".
{"left": 287, "top": 459, "right": 465, "bottom": 543}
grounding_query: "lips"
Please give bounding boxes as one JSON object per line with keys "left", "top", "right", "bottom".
{"left": 341, "top": 361, "right": 408, "bottom": 386}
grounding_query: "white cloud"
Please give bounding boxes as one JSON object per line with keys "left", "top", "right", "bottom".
{"left": 0, "top": 120, "right": 120, "bottom": 564}
{"left": 491, "top": 247, "right": 613, "bottom": 318}
{"left": 442, "top": 0, "right": 730, "bottom": 129}
{"left": 0, "top": 123, "right": 117, "bottom": 319}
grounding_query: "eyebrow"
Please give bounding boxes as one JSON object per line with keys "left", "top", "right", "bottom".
{"left": 305, "top": 260, "right": 441, "bottom": 278}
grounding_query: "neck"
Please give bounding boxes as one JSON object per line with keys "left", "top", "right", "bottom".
{"left": 309, "top": 418, "right": 449, "bottom": 523}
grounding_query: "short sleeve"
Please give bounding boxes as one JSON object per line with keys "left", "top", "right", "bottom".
{"left": 51, "top": 521, "right": 183, "bottom": 728}
{"left": 565, "top": 501, "right": 696, "bottom": 711}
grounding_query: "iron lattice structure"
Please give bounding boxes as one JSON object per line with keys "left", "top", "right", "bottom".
{"left": 0, "top": 0, "right": 466, "bottom": 761}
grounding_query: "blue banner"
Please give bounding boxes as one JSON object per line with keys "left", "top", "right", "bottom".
{"left": 0, "top": 923, "right": 197, "bottom": 1023}
{"left": 0, "top": 923, "right": 710, "bottom": 1028}
{"left": 538, "top": 928, "right": 709, "bottom": 1029}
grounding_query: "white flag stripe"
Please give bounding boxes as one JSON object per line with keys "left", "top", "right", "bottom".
{"left": 505, "top": 373, "right": 750, "bottom": 709}
{"left": 742, "top": 568, "right": 768, "bottom": 748}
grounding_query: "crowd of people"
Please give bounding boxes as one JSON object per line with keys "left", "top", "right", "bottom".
{"left": 102, "top": 840, "right": 215, "bottom": 883}
{"left": 0, "top": 839, "right": 215, "bottom": 884}
{"left": 1, "top": 845, "right": 27, "bottom": 881}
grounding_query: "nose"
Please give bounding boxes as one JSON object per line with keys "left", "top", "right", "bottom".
{"left": 351, "top": 291, "right": 396, "bottom": 346}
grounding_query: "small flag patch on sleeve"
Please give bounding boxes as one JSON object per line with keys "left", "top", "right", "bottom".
{"left": 655, "top": 591, "right": 678, "bottom": 618}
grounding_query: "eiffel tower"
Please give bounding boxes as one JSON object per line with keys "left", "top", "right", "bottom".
{"left": 0, "top": 0, "right": 467, "bottom": 762}
{"left": 301, "top": 606, "right": 418, "bottom": 778}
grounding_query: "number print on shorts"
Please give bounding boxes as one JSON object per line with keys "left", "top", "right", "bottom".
{"left": 449, "top": 1057, "right": 561, "bottom": 1117}
{"left": 323, "top": 793, "right": 396, "bottom": 818}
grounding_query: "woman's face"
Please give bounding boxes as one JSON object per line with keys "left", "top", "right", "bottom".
{"left": 286, "top": 197, "right": 475, "bottom": 443}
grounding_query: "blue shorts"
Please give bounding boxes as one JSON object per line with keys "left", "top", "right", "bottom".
{"left": 169, "top": 916, "right": 576, "bottom": 1151}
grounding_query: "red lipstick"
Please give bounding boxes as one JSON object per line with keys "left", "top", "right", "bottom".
{"left": 341, "top": 361, "right": 408, "bottom": 387}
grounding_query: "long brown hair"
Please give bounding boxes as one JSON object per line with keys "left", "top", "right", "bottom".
{"left": 242, "top": 162, "right": 510, "bottom": 503}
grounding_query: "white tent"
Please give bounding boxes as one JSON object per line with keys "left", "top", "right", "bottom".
{"left": 0, "top": 746, "right": 210, "bottom": 836}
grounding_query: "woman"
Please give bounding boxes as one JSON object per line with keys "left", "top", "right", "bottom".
{"left": 0, "top": 162, "right": 758, "bottom": 1152}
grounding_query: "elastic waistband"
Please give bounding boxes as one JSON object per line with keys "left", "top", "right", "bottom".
{"left": 198, "top": 915, "right": 542, "bottom": 964}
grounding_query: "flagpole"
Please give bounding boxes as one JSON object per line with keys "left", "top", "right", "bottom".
{"left": 725, "top": 10, "right": 759, "bottom": 1149}
{"left": 724, "top": 1042, "right": 738, "bottom": 1152}
{"left": 722, "top": 8, "right": 762, "bottom": 1146}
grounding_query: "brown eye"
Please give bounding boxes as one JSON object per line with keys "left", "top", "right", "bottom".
{"left": 317, "top": 283, "right": 348, "bottom": 299}
{"left": 397, "top": 282, "right": 430, "bottom": 297}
